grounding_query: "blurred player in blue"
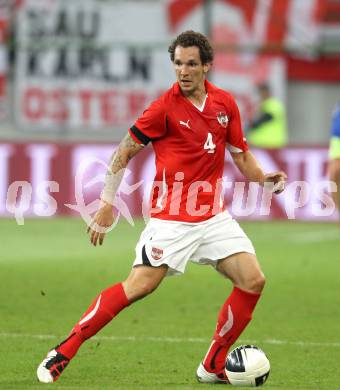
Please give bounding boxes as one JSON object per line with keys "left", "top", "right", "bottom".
{"left": 329, "top": 101, "right": 340, "bottom": 217}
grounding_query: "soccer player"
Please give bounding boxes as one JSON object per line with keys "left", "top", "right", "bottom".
{"left": 329, "top": 101, "right": 340, "bottom": 217}
{"left": 37, "top": 31, "right": 287, "bottom": 384}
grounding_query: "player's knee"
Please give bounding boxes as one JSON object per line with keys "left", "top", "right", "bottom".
{"left": 251, "top": 274, "right": 266, "bottom": 293}
{"left": 242, "top": 273, "right": 266, "bottom": 293}
{"left": 123, "top": 279, "right": 157, "bottom": 302}
{"left": 136, "top": 281, "right": 157, "bottom": 298}
{"left": 123, "top": 265, "right": 167, "bottom": 302}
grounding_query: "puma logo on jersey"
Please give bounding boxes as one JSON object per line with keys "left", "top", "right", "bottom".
{"left": 179, "top": 120, "right": 191, "bottom": 129}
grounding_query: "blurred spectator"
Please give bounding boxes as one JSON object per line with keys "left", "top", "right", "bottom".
{"left": 247, "top": 83, "right": 288, "bottom": 148}
{"left": 328, "top": 101, "right": 340, "bottom": 215}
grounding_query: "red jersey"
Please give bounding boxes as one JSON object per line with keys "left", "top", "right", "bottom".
{"left": 129, "top": 80, "right": 248, "bottom": 223}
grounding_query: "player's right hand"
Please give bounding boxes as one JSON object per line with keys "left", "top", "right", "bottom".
{"left": 87, "top": 201, "right": 114, "bottom": 246}
{"left": 264, "top": 171, "right": 287, "bottom": 194}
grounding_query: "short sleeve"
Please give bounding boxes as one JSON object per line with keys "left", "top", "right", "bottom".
{"left": 129, "top": 98, "right": 167, "bottom": 146}
{"left": 226, "top": 95, "right": 249, "bottom": 153}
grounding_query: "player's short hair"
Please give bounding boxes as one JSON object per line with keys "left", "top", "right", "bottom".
{"left": 168, "top": 30, "right": 214, "bottom": 65}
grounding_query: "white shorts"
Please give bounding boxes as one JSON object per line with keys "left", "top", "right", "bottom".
{"left": 133, "top": 211, "right": 255, "bottom": 276}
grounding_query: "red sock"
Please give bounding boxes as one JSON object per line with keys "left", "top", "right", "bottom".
{"left": 57, "top": 283, "right": 129, "bottom": 359}
{"left": 203, "top": 286, "right": 261, "bottom": 372}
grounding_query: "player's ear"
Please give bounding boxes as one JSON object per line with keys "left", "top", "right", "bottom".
{"left": 203, "top": 62, "right": 211, "bottom": 74}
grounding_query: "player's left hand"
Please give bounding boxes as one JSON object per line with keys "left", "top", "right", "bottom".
{"left": 264, "top": 171, "right": 287, "bottom": 194}
{"left": 87, "top": 201, "right": 114, "bottom": 246}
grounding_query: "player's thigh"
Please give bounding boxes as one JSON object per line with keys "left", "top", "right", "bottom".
{"left": 123, "top": 264, "right": 168, "bottom": 302}
{"left": 216, "top": 252, "right": 265, "bottom": 293}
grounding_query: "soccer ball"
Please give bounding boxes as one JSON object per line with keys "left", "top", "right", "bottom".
{"left": 225, "top": 345, "right": 270, "bottom": 387}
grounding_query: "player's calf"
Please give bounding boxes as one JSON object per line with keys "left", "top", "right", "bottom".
{"left": 36, "top": 282, "right": 129, "bottom": 383}
{"left": 200, "top": 285, "right": 262, "bottom": 379}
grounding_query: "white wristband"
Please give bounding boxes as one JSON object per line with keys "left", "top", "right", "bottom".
{"left": 100, "top": 169, "right": 125, "bottom": 205}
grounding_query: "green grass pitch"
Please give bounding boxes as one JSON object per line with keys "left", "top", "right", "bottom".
{"left": 0, "top": 218, "right": 340, "bottom": 389}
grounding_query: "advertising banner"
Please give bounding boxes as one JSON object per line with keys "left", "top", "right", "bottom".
{"left": 15, "top": 0, "right": 175, "bottom": 130}
{"left": 15, "top": 0, "right": 286, "bottom": 131}
{"left": 14, "top": 0, "right": 340, "bottom": 131}
{"left": 0, "top": 142, "right": 337, "bottom": 223}
{"left": 0, "top": 0, "right": 10, "bottom": 119}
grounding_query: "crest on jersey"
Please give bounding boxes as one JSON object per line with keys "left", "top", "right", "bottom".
{"left": 217, "top": 112, "right": 228, "bottom": 128}
{"left": 151, "top": 247, "right": 163, "bottom": 261}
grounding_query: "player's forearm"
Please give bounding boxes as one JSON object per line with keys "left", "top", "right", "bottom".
{"left": 101, "top": 133, "right": 143, "bottom": 205}
{"left": 232, "top": 151, "right": 266, "bottom": 184}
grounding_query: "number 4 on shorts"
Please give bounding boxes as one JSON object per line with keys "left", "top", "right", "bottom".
{"left": 204, "top": 132, "right": 216, "bottom": 154}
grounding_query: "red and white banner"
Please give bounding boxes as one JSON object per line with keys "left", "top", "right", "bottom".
{"left": 14, "top": 0, "right": 286, "bottom": 131}
{"left": 14, "top": 0, "right": 340, "bottom": 130}
{"left": 0, "top": 142, "right": 337, "bottom": 223}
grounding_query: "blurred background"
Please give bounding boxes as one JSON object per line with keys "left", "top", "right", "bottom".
{"left": 1, "top": 0, "right": 340, "bottom": 222}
